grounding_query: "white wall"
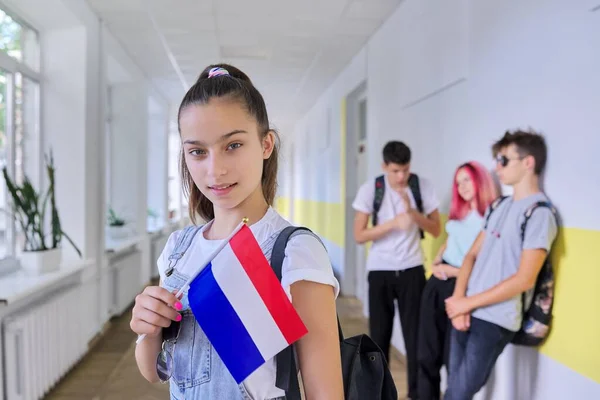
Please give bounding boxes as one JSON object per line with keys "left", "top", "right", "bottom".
{"left": 290, "top": 0, "right": 600, "bottom": 398}
{"left": 147, "top": 98, "right": 170, "bottom": 230}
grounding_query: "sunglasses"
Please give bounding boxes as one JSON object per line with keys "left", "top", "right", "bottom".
{"left": 156, "top": 319, "right": 182, "bottom": 383}
{"left": 495, "top": 155, "right": 524, "bottom": 167}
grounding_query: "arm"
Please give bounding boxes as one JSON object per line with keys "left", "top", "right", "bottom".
{"left": 131, "top": 285, "right": 182, "bottom": 383}
{"left": 353, "top": 211, "right": 399, "bottom": 244}
{"left": 433, "top": 240, "right": 447, "bottom": 264}
{"left": 452, "top": 231, "right": 485, "bottom": 297}
{"left": 430, "top": 239, "right": 460, "bottom": 280}
{"left": 408, "top": 208, "right": 441, "bottom": 237}
{"left": 446, "top": 249, "right": 548, "bottom": 318}
{"left": 134, "top": 330, "right": 163, "bottom": 383}
{"left": 445, "top": 232, "right": 485, "bottom": 330}
{"left": 291, "top": 281, "right": 344, "bottom": 400}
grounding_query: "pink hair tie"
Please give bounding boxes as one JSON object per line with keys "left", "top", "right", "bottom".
{"left": 208, "top": 67, "right": 230, "bottom": 78}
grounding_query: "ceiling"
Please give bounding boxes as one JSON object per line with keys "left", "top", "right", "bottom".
{"left": 86, "top": 0, "right": 402, "bottom": 131}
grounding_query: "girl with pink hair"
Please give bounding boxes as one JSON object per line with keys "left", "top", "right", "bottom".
{"left": 416, "top": 161, "right": 497, "bottom": 400}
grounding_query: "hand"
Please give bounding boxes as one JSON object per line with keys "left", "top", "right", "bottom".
{"left": 441, "top": 264, "right": 460, "bottom": 279}
{"left": 398, "top": 189, "right": 412, "bottom": 211}
{"left": 445, "top": 295, "right": 475, "bottom": 319}
{"left": 433, "top": 256, "right": 442, "bottom": 265}
{"left": 431, "top": 264, "right": 448, "bottom": 280}
{"left": 130, "top": 286, "right": 183, "bottom": 337}
{"left": 451, "top": 314, "right": 471, "bottom": 331}
{"left": 394, "top": 213, "right": 412, "bottom": 230}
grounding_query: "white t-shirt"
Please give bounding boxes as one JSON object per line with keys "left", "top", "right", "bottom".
{"left": 352, "top": 175, "right": 440, "bottom": 271}
{"left": 157, "top": 207, "right": 339, "bottom": 399}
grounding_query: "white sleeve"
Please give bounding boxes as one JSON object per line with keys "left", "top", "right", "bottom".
{"left": 352, "top": 180, "right": 374, "bottom": 214}
{"left": 157, "top": 230, "right": 182, "bottom": 281}
{"left": 280, "top": 233, "right": 340, "bottom": 299}
{"left": 421, "top": 177, "right": 440, "bottom": 215}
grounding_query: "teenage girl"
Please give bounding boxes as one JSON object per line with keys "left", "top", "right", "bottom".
{"left": 130, "top": 64, "right": 344, "bottom": 400}
{"left": 416, "top": 161, "right": 497, "bottom": 400}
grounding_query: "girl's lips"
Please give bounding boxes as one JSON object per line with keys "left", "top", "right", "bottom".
{"left": 209, "top": 183, "right": 237, "bottom": 196}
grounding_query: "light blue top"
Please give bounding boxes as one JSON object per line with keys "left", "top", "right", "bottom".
{"left": 442, "top": 210, "right": 484, "bottom": 268}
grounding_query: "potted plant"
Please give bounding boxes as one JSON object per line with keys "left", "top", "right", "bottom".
{"left": 2, "top": 151, "right": 81, "bottom": 274}
{"left": 107, "top": 206, "right": 128, "bottom": 239}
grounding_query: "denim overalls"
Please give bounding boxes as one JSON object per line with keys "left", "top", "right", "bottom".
{"left": 161, "top": 225, "right": 285, "bottom": 400}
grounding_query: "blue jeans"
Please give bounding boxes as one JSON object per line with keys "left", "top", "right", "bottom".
{"left": 444, "top": 317, "right": 515, "bottom": 400}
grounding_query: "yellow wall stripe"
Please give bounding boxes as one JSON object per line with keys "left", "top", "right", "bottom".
{"left": 273, "top": 197, "right": 599, "bottom": 384}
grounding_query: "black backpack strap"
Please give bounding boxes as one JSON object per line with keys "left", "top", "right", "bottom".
{"left": 372, "top": 175, "right": 385, "bottom": 226}
{"left": 408, "top": 173, "right": 423, "bottom": 213}
{"left": 271, "top": 226, "right": 344, "bottom": 400}
{"left": 272, "top": 226, "right": 309, "bottom": 400}
{"left": 518, "top": 201, "right": 558, "bottom": 315}
{"left": 484, "top": 196, "right": 509, "bottom": 230}
{"left": 520, "top": 201, "right": 557, "bottom": 242}
{"left": 408, "top": 173, "right": 424, "bottom": 239}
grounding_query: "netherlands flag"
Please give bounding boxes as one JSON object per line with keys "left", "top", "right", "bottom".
{"left": 187, "top": 224, "right": 308, "bottom": 383}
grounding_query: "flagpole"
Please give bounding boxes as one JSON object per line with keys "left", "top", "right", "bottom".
{"left": 136, "top": 217, "right": 248, "bottom": 345}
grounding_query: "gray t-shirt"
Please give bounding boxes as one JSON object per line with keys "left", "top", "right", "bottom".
{"left": 467, "top": 193, "right": 557, "bottom": 331}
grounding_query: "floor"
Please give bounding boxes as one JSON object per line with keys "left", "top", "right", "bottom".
{"left": 44, "top": 297, "right": 409, "bottom": 400}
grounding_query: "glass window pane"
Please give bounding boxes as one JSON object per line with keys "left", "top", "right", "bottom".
{"left": 0, "top": 8, "right": 40, "bottom": 71}
{"left": 14, "top": 72, "right": 22, "bottom": 184}
{"left": 0, "top": 9, "right": 22, "bottom": 62}
{"left": 22, "top": 25, "right": 39, "bottom": 71}
{"left": 15, "top": 74, "right": 39, "bottom": 185}
{"left": 168, "top": 133, "right": 181, "bottom": 223}
{"left": 0, "top": 70, "right": 8, "bottom": 259}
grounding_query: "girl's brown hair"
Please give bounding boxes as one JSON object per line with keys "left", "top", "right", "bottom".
{"left": 178, "top": 64, "right": 279, "bottom": 224}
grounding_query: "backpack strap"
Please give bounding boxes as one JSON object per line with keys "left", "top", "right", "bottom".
{"left": 164, "top": 225, "right": 203, "bottom": 278}
{"left": 520, "top": 201, "right": 557, "bottom": 242}
{"left": 483, "top": 196, "right": 509, "bottom": 230}
{"left": 408, "top": 173, "right": 424, "bottom": 239}
{"left": 518, "top": 201, "right": 558, "bottom": 314}
{"left": 272, "top": 226, "right": 343, "bottom": 400}
{"left": 372, "top": 175, "right": 386, "bottom": 226}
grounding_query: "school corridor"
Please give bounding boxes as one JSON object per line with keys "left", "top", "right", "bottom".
{"left": 0, "top": 0, "right": 599, "bottom": 399}
{"left": 41, "top": 297, "right": 408, "bottom": 399}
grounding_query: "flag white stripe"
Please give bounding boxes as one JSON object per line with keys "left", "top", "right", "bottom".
{"left": 212, "top": 245, "right": 289, "bottom": 361}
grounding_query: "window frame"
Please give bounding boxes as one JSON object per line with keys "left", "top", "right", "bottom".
{"left": 0, "top": 4, "right": 41, "bottom": 263}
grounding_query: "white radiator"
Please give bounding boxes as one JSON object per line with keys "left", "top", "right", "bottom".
{"left": 110, "top": 249, "right": 142, "bottom": 317}
{"left": 3, "top": 285, "right": 87, "bottom": 400}
{"left": 150, "top": 232, "right": 169, "bottom": 280}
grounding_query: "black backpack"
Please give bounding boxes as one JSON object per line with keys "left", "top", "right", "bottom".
{"left": 484, "top": 196, "right": 559, "bottom": 346}
{"left": 373, "top": 173, "right": 424, "bottom": 239}
{"left": 271, "top": 226, "right": 398, "bottom": 400}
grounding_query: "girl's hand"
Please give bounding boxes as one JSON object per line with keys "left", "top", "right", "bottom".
{"left": 130, "top": 286, "right": 182, "bottom": 337}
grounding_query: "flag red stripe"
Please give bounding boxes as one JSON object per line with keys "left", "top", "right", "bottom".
{"left": 230, "top": 225, "right": 307, "bottom": 344}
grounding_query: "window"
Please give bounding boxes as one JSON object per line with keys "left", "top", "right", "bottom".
{"left": 168, "top": 130, "right": 182, "bottom": 223}
{"left": 0, "top": 69, "right": 10, "bottom": 259}
{"left": 0, "top": 7, "right": 40, "bottom": 260}
{"left": 0, "top": 8, "right": 40, "bottom": 71}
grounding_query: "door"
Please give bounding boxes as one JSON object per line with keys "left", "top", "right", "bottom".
{"left": 355, "top": 96, "right": 368, "bottom": 315}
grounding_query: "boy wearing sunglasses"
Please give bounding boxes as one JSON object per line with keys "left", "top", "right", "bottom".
{"left": 443, "top": 130, "right": 557, "bottom": 399}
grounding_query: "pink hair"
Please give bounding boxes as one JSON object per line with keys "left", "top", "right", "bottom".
{"left": 449, "top": 161, "right": 498, "bottom": 221}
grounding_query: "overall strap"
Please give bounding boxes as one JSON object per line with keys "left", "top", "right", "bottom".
{"left": 165, "top": 225, "right": 203, "bottom": 277}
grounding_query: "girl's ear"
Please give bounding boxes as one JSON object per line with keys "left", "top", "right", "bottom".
{"left": 262, "top": 130, "right": 275, "bottom": 160}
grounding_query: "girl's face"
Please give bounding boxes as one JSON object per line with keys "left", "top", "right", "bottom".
{"left": 179, "top": 98, "right": 274, "bottom": 214}
{"left": 456, "top": 167, "right": 475, "bottom": 203}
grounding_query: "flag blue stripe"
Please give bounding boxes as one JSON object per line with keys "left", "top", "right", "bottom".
{"left": 188, "top": 262, "right": 265, "bottom": 383}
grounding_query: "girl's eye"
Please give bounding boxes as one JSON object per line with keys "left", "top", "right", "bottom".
{"left": 227, "top": 143, "right": 242, "bottom": 151}
{"left": 189, "top": 149, "right": 206, "bottom": 156}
